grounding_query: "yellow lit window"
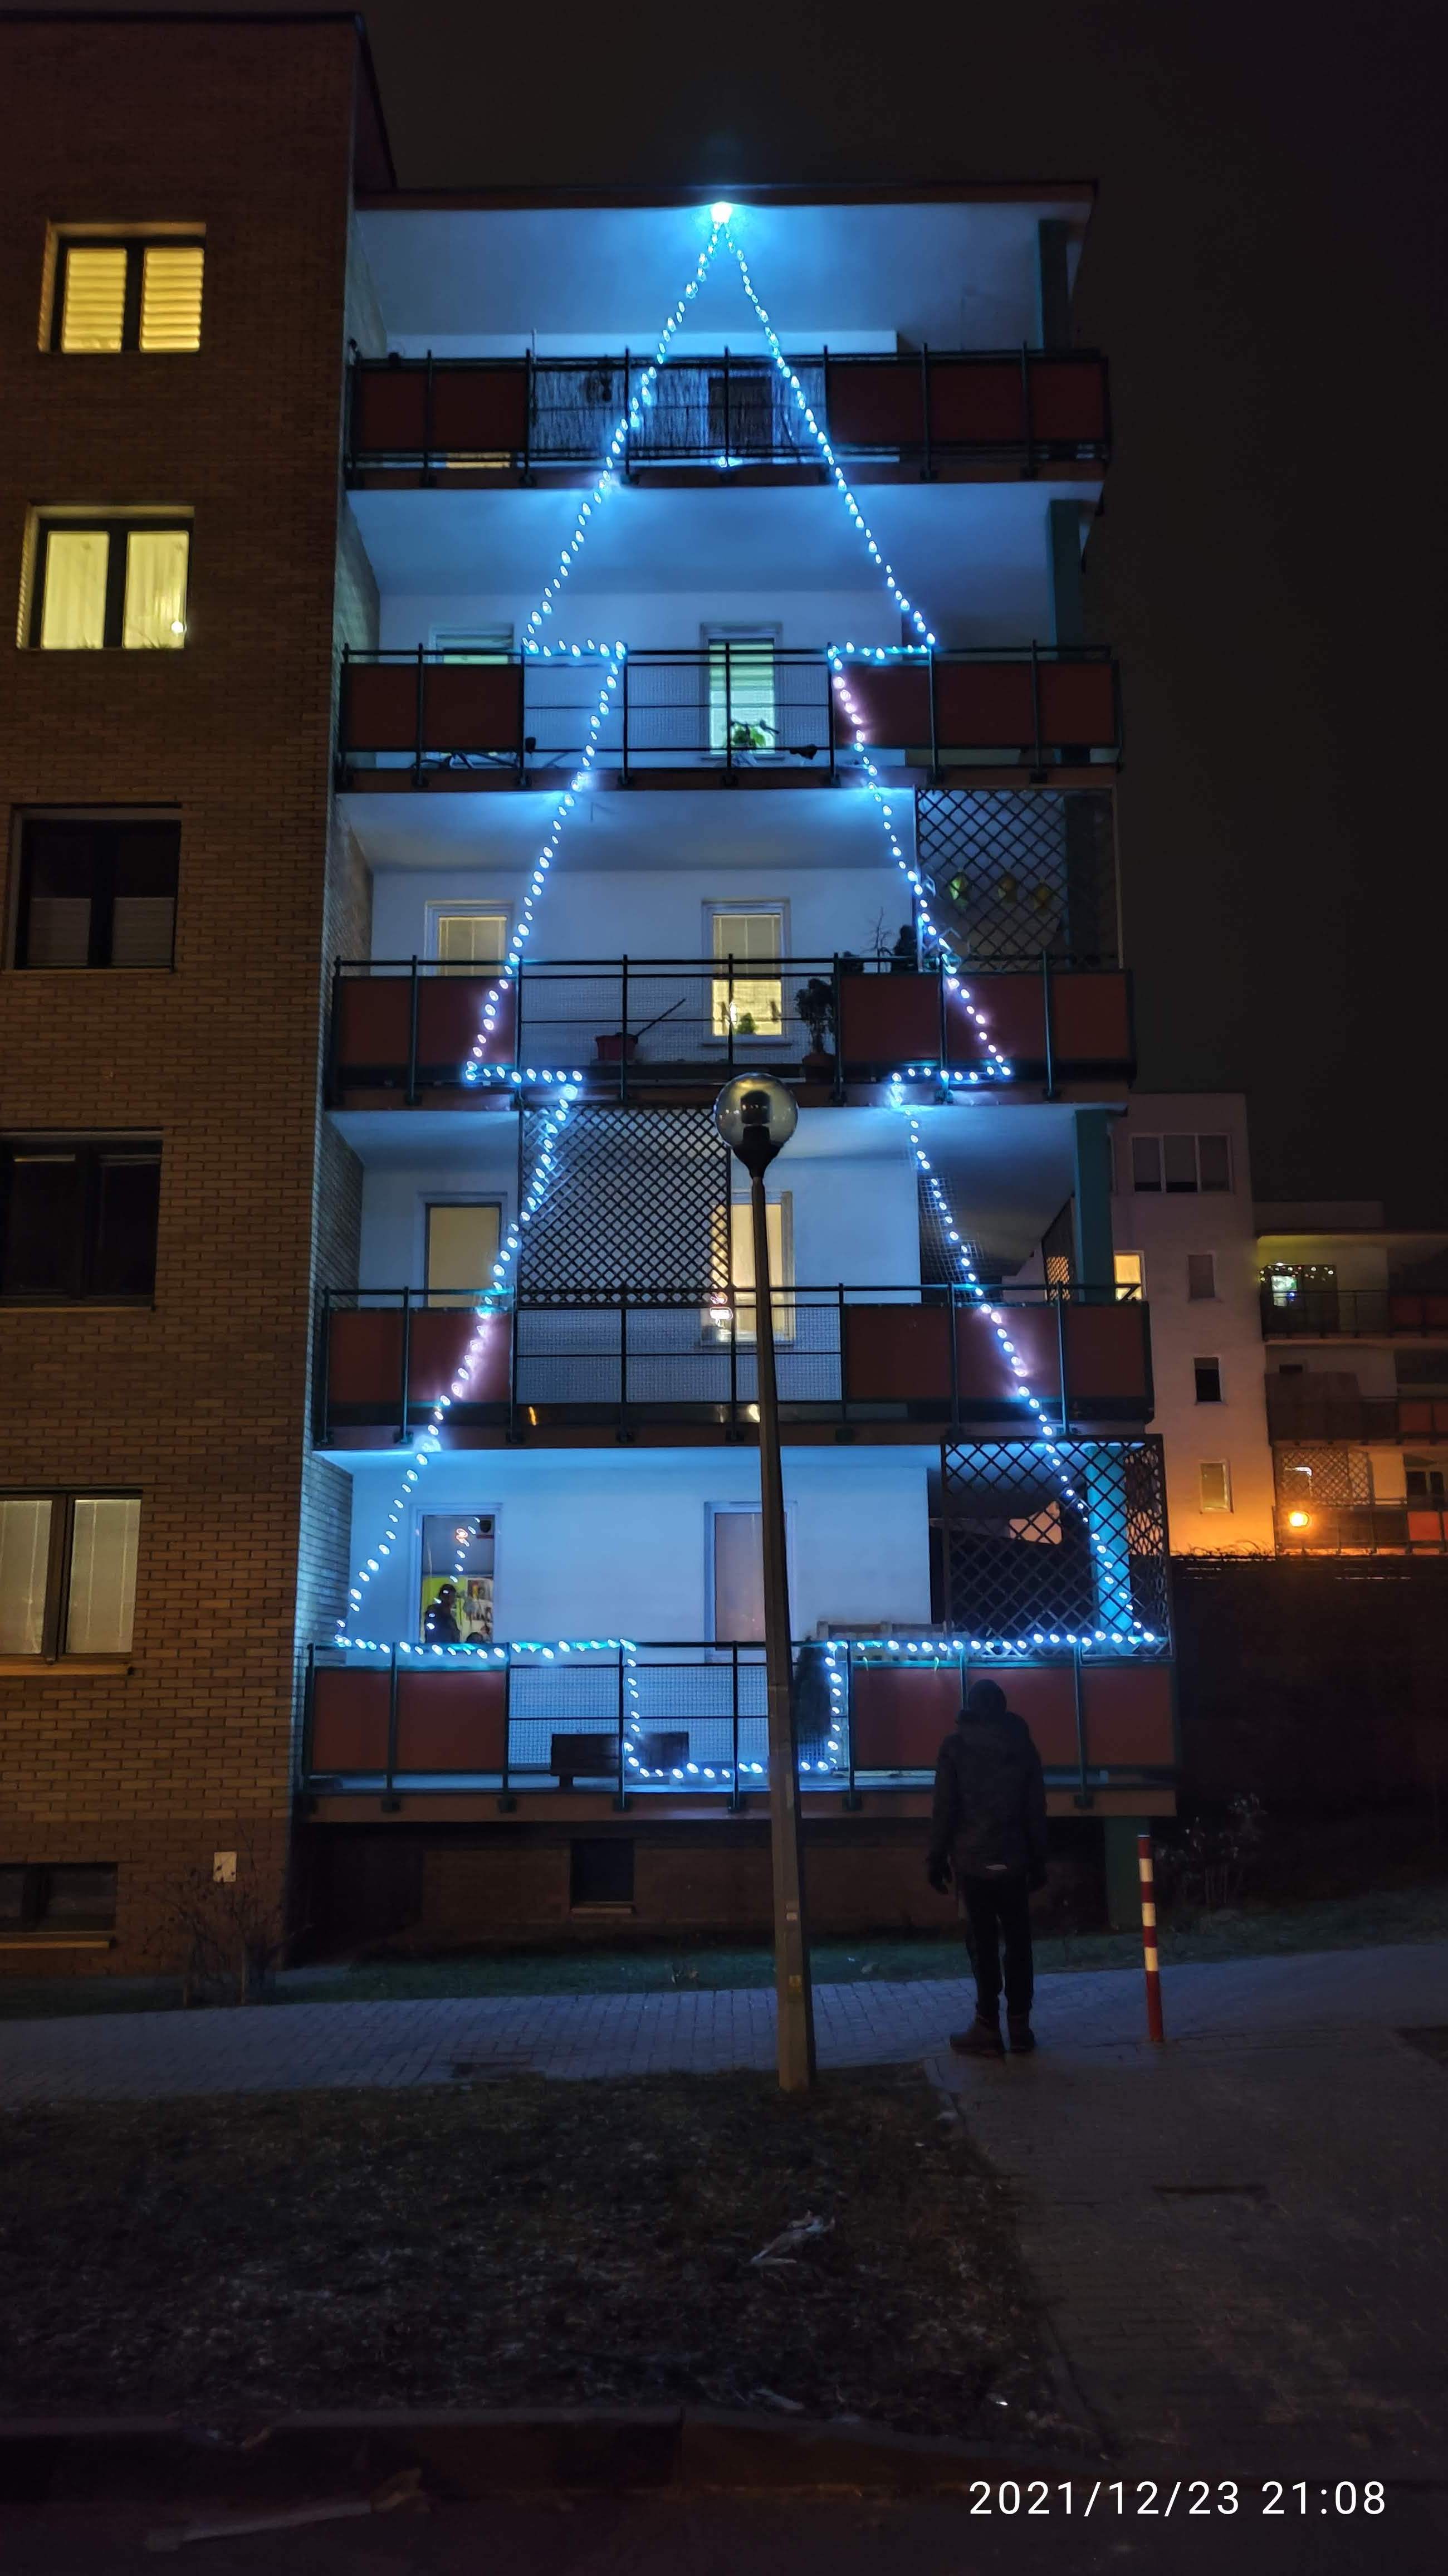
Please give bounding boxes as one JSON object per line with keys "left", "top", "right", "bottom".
{"left": 425, "top": 1202, "right": 501, "bottom": 1309}
{"left": 31, "top": 519, "right": 189, "bottom": 650}
{"left": 139, "top": 245, "right": 204, "bottom": 351}
{"left": 121, "top": 528, "right": 189, "bottom": 648}
{"left": 38, "top": 530, "right": 110, "bottom": 648}
{"left": 433, "top": 911, "right": 509, "bottom": 974}
{"left": 706, "top": 1196, "right": 794, "bottom": 1343}
{"left": 59, "top": 247, "right": 128, "bottom": 351}
{"left": 710, "top": 908, "right": 782, "bottom": 1038}
{"left": 1114, "top": 1250, "right": 1144, "bottom": 1300}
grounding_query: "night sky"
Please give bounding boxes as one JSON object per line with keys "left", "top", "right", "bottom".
{"left": 43, "top": 1, "right": 1448, "bottom": 1219}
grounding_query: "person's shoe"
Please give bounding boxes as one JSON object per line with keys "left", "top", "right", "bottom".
{"left": 1007, "top": 2016, "right": 1036, "bottom": 2055}
{"left": 950, "top": 2013, "right": 1005, "bottom": 2058}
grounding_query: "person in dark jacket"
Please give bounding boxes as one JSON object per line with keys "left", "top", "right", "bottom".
{"left": 792, "top": 1640, "right": 836, "bottom": 1770}
{"left": 423, "top": 1582, "right": 460, "bottom": 1647}
{"left": 927, "top": 1676, "right": 1048, "bottom": 2057}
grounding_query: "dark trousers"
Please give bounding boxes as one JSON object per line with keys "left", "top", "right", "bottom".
{"left": 960, "top": 1870, "right": 1034, "bottom": 2021}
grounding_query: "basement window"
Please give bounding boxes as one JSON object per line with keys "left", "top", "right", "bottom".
{"left": 570, "top": 1838, "right": 634, "bottom": 1909}
{"left": 48, "top": 236, "right": 203, "bottom": 352}
{"left": 0, "top": 1863, "right": 117, "bottom": 1934}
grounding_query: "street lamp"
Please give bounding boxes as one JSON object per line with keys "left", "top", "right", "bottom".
{"left": 713, "top": 1075, "right": 816, "bottom": 2092}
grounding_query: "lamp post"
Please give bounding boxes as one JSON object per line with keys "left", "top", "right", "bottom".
{"left": 713, "top": 1076, "right": 816, "bottom": 2091}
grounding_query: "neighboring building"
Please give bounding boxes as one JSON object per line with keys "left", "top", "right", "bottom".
{"left": 1108, "top": 1094, "right": 1276, "bottom": 1553}
{"left": 4, "top": 12, "right": 1193, "bottom": 1968}
{"left": 1257, "top": 1204, "right": 1448, "bottom": 1557}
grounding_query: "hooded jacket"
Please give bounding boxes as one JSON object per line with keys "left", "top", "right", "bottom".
{"left": 928, "top": 1696, "right": 1048, "bottom": 1881}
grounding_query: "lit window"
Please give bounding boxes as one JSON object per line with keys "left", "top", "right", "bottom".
{"left": 1186, "top": 1252, "right": 1216, "bottom": 1301}
{"left": 430, "top": 909, "right": 509, "bottom": 973}
{"left": 1198, "top": 1462, "right": 1232, "bottom": 1512}
{"left": 425, "top": 1202, "right": 501, "bottom": 1309}
{"left": 1113, "top": 1251, "right": 1143, "bottom": 1300}
{"left": 51, "top": 236, "right": 203, "bottom": 353}
{"left": 431, "top": 628, "right": 513, "bottom": 662}
{"left": 708, "top": 633, "right": 777, "bottom": 752}
{"left": 0, "top": 1492, "right": 139, "bottom": 1658}
{"left": 708, "top": 906, "right": 783, "bottom": 1038}
{"left": 1193, "top": 1357, "right": 1223, "bottom": 1404}
{"left": 706, "top": 1196, "right": 794, "bottom": 1342}
{"left": 28, "top": 517, "right": 189, "bottom": 650}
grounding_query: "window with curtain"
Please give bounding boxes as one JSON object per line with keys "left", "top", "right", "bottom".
{"left": 708, "top": 907, "right": 783, "bottom": 1038}
{"left": 14, "top": 815, "right": 179, "bottom": 969}
{"left": 712, "top": 1508, "right": 765, "bottom": 1641}
{"left": 31, "top": 518, "right": 189, "bottom": 648}
{"left": 707, "top": 634, "right": 777, "bottom": 752}
{"left": 51, "top": 237, "right": 203, "bottom": 352}
{"left": 705, "top": 1195, "right": 794, "bottom": 1343}
{"left": 1198, "top": 1462, "right": 1232, "bottom": 1512}
{"left": 430, "top": 909, "right": 509, "bottom": 973}
{"left": 425, "top": 1202, "right": 502, "bottom": 1307}
{"left": 0, "top": 1492, "right": 139, "bottom": 1657}
{"left": 1113, "top": 1251, "right": 1143, "bottom": 1300}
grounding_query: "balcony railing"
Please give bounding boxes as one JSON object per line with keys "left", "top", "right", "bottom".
{"left": 345, "top": 349, "right": 1110, "bottom": 483}
{"left": 1261, "top": 1288, "right": 1448, "bottom": 1338}
{"left": 327, "top": 955, "right": 1135, "bottom": 1102}
{"left": 301, "top": 1633, "right": 1171, "bottom": 1804}
{"left": 317, "top": 1282, "right": 1151, "bottom": 1447}
{"left": 1266, "top": 1384, "right": 1448, "bottom": 1443}
{"left": 336, "top": 645, "right": 1122, "bottom": 786}
{"left": 1276, "top": 1504, "right": 1448, "bottom": 1556}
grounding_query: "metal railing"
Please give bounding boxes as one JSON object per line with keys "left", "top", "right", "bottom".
{"left": 345, "top": 347, "right": 1111, "bottom": 480}
{"left": 316, "top": 1280, "right": 1148, "bottom": 1446}
{"left": 1275, "top": 1503, "right": 1448, "bottom": 1556}
{"left": 300, "top": 1628, "right": 1169, "bottom": 1804}
{"left": 336, "top": 643, "right": 1122, "bottom": 784}
{"left": 1261, "top": 1288, "right": 1448, "bottom": 1338}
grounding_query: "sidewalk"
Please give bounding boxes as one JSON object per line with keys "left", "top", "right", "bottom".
{"left": 1, "top": 1941, "right": 1445, "bottom": 2101}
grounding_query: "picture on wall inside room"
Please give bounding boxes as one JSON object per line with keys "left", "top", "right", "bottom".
{"left": 419, "top": 1514, "right": 495, "bottom": 1644}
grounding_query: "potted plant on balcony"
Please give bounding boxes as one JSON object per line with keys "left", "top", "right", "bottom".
{"left": 795, "top": 974, "right": 835, "bottom": 1077}
{"left": 594, "top": 994, "right": 686, "bottom": 1066}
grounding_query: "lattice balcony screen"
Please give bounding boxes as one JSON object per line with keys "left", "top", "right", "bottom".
{"left": 1275, "top": 1445, "right": 1373, "bottom": 1508}
{"left": 916, "top": 789, "right": 1118, "bottom": 968}
{"left": 917, "top": 1174, "right": 987, "bottom": 1286}
{"left": 518, "top": 1106, "right": 732, "bottom": 1300}
{"left": 940, "top": 1437, "right": 1171, "bottom": 1642}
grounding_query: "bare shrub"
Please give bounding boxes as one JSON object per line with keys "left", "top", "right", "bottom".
{"left": 155, "top": 1831, "right": 292, "bottom": 2005}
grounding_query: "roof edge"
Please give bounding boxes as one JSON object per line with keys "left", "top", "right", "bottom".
{"left": 355, "top": 180, "right": 1097, "bottom": 215}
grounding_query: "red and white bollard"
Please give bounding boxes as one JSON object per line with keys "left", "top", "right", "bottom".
{"left": 1138, "top": 1832, "right": 1165, "bottom": 2043}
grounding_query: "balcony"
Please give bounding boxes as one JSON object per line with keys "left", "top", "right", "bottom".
{"left": 1266, "top": 1382, "right": 1448, "bottom": 1443}
{"left": 1276, "top": 1505, "right": 1448, "bottom": 1556}
{"left": 301, "top": 1635, "right": 1171, "bottom": 1805}
{"left": 336, "top": 645, "right": 1122, "bottom": 791}
{"left": 1261, "top": 1288, "right": 1448, "bottom": 1338}
{"left": 345, "top": 350, "right": 1111, "bottom": 489}
{"left": 317, "top": 1283, "right": 1152, "bottom": 1449}
{"left": 327, "top": 957, "right": 1136, "bottom": 1104}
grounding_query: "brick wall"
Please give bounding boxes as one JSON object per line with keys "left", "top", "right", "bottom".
{"left": 0, "top": 18, "right": 368, "bottom": 1971}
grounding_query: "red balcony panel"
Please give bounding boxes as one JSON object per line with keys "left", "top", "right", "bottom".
{"left": 989, "top": 1665, "right": 1078, "bottom": 1767}
{"left": 1390, "top": 1294, "right": 1448, "bottom": 1330}
{"left": 840, "top": 661, "right": 931, "bottom": 750}
{"left": 836, "top": 971, "right": 940, "bottom": 1063}
{"left": 946, "top": 974, "right": 1045, "bottom": 1064}
{"left": 1037, "top": 658, "right": 1117, "bottom": 747}
{"left": 1082, "top": 1663, "right": 1174, "bottom": 1767}
{"left": 1047, "top": 970, "right": 1132, "bottom": 1061}
{"left": 954, "top": 1305, "right": 1048, "bottom": 1404}
{"left": 416, "top": 974, "right": 515, "bottom": 1071}
{"left": 1399, "top": 1400, "right": 1434, "bottom": 1435}
{"left": 1409, "top": 1510, "right": 1448, "bottom": 1545}
{"left": 843, "top": 1305, "right": 952, "bottom": 1402}
{"left": 1063, "top": 1301, "right": 1151, "bottom": 1406}
{"left": 850, "top": 1665, "right": 958, "bottom": 1768}
{"left": 934, "top": 658, "right": 1035, "bottom": 748}
{"left": 395, "top": 1667, "right": 507, "bottom": 1770}
{"left": 343, "top": 660, "right": 422, "bottom": 754}
{"left": 407, "top": 1309, "right": 509, "bottom": 1405}
{"left": 310, "top": 1667, "right": 390, "bottom": 1771}
{"left": 825, "top": 360, "right": 925, "bottom": 450}
{"left": 429, "top": 365, "right": 528, "bottom": 456}
{"left": 1029, "top": 358, "right": 1108, "bottom": 443}
{"left": 421, "top": 662, "right": 522, "bottom": 754}
{"left": 327, "top": 1309, "right": 404, "bottom": 1410}
{"left": 335, "top": 975, "right": 412, "bottom": 1072}
{"left": 351, "top": 369, "right": 428, "bottom": 455}
{"left": 928, "top": 358, "right": 1025, "bottom": 445}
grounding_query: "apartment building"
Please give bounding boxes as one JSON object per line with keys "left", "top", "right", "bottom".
{"left": 2, "top": 12, "right": 1182, "bottom": 1968}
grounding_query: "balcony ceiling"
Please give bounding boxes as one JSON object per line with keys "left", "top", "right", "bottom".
{"left": 337, "top": 782, "right": 916, "bottom": 872}
{"left": 358, "top": 479, "right": 1074, "bottom": 627}
{"left": 356, "top": 202, "right": 1088, "bottom": 352}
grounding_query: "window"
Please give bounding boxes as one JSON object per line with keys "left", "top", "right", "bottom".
{"left": 12, "top": 814, "right": 178, "bottom": 969}
{"left": 1198, "top": 1462, "right": 1232, "bottom": 1513}
{"left": 1193, "top": 1357, "right": 1223, "bottom": 1404}
{"left": 0, "top": 1864, "right": 117, "bottom": 1934}
{"left": 28, "top": 515, "right": 189, "bottom": 649}
{"left": 1130, "top": 1133, "right": 1231, "bottom": 1194}
{"left": 428, "top": 907, "right": 509, "bottom": 973}
{"left": 570, "top": 1838, "right": 634, "bottom": 1907}
{"left": 713, "top": 1507, "right": 765, "bottom": 1641}
{"left": 418, "top": 1513, "right": 495, "bottom": 1645}
{"left": 1262, "top": 1261, "right": 1335, "bottom": 1307}
{"left": 51, "top": 236, "right": 203, "bottom": 353}
{"left": 707, "top": 632, "right": 777, "bottom": 752}
{"left": 1186, "top": 1252, "right": 1217, "bottom": 1301}
{"left": 708, "top": 905, "right": 784, "bottom": 1038}
{"left": 1406, "top": 1459, "right": 1446, "bottom": 1501}
{"left": 425, "top": 1202, "right": 501, "bottom": 1307}
{"left": 0, "top": 1139, "right": 160, "bottom": 1301}
{"left": 1113, "top": 1251, "right": 1143, "bottom": 1300}
{"left": 707, "top": 1195, "right": 794, "bottom": 1341}
{"left": 0, "top": 1494, "right": 139, "bottom": 1657}
{"left": 429, "top": 627, "right": 513, "bottom": 662}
